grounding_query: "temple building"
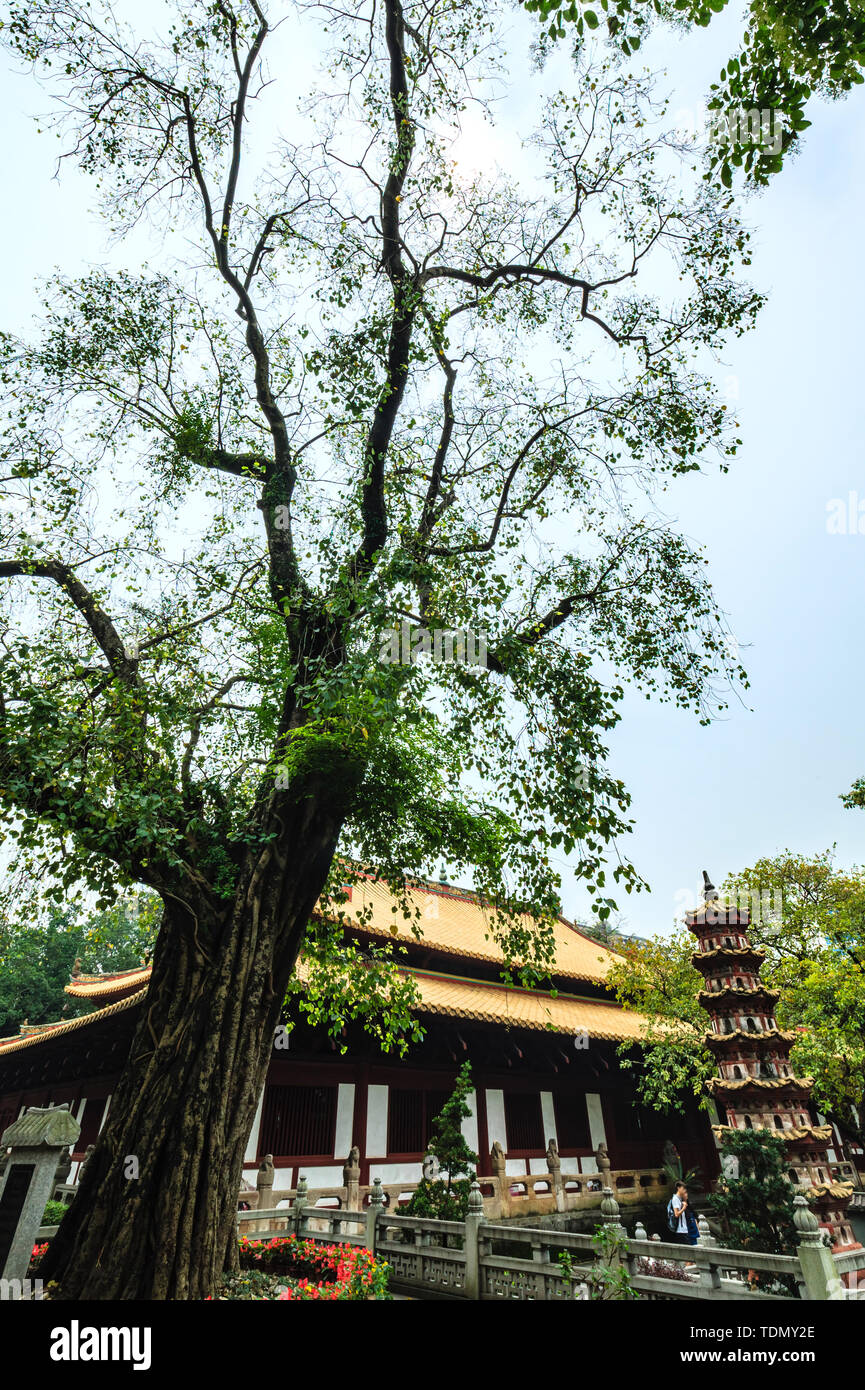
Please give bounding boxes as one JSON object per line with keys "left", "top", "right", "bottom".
{"left": 687, "top": 872, "right": 859, "bottom": 1251}
{"left": 1, "top": 869, "right": 861, "bottom": 1224}
{"left": 0, "top": 872, "right": 718, "bottom": 1199}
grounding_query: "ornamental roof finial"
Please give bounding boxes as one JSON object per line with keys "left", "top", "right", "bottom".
{"left": 701, "top": 870, "right": 717, "bottom": 903}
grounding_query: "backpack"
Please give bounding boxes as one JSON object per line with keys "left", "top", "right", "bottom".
{"left": 666, "top": 1198, "right": 679, "bottom": 1234}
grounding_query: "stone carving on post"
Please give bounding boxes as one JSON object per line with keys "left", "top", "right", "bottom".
{"left": 464, "top": 1180, "right": 486, "bottom": 1300}
{"left": 53, "top": 1145, "right": 72, "bottom": 1193}
{"left": 598, "top": 1186, "right": 626, "bottom": 1282}
{"left": 595, "top": 1141, "right": 612, "bottom": 1189}
{"left": 256, "top": 1152, "right": 274, "bottom": 1233}
{"left": 696, "top": 1213, "right": 715, "bottom": 1247}
{"left": 366, "top": 1176, "right": 383, "bottom": 1254}
{"left": 546, "top": 1137, "right": 564, "bottom": 1212}
{"left": 342, "top": 1145, "right": 360, "bottom": 1212}
{"left": 600, "top": 1185, "right": 624, "bottom": 1233}
{"left": 0, "top": 1104, "right": 81, "bottom": 1289}
{"left": 793, "top": 1193, "right": 842, "bottom": 1300}
{"left": 292, "top": 1175, "right": 308, "bottom": 1237}
{"left": 489, "top": 1140, "right": 506, "bottom": 1219}
{"left": 78, "top": 1143, "right": 95, "bottom": 1183}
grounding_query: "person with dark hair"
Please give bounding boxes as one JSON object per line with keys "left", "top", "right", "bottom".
{"left": 667, "top": 1180, "right": 691, "bottom": 1245}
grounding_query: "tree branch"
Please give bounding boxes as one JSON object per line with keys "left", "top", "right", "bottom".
{"left": 0, "top": 558, "right": 143, "bottom": 688}
{"left": 349, "top": 0, "right": 417, "bottom": 583}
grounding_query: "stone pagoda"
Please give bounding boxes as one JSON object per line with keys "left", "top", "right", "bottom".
{"left": 687, "top": 871, "right": 857, "bottom": 1251}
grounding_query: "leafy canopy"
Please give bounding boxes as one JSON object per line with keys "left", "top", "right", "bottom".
{"left": 0, "top": 0, "right": 756, "bottom": 1016}
{"left": 524, "top": 0, "right": 865, "bottom": 186}
{"left": 0, "top": 894, "right": 158, "bottom": 1034}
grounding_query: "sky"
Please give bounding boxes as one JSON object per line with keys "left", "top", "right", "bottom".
{"left": 2, "top": 5, "right": 864, "bottom": 939}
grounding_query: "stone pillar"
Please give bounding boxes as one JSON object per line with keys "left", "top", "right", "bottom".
{"left": 293, "top": 1175, "right": 308, "bottom": 1237}
{"left": 463, "top": 1180, "right": 485, "bottom": 1300}
{"left": 0, "top": 1105, "right": 80, "bottom": 1285}
{"left": 490, "top": 1140, "right": 506, "bottom": 1220}
{"left": 600, "top": 1185, "right": 625, "bottom": 1235}
{"left": 365, "top": 1176, "right": 383, "bottom": 1255}
{"left": 546, "top": 1138, "right": 564, "bottom": 1213}
{"left": 256, "top": 1152, "right": 274, "bottom": 1233}
{"left": 598, "top": 1186, "right": 626, "bottom": 1283}
{"left": 696, "top": 1213, "right": 721, "bottom": 1291}
{"left": 794, "top": 1194, "right": 844, "bottom": 1300}
{"left": 342, "top": 1145, "right": 361, "bottom": 1213}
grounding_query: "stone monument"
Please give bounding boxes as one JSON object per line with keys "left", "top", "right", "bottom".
{"left": 0, "top": 1104, "right": 81, "bottom": 1285}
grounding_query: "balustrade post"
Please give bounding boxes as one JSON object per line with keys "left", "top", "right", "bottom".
{"left": 256, "top": 1153, "right": 274, "bottom": 1235}
{"left": 793, "top": 1195, "right": 842, "bottom": 1300}
{"left": 696, "top": 1213, "right": 721, "bottom": 1290}
{"left": 463, "top": 1180, "right": 485, "bottom": 1300}
{"left": 600, "top": 1186, "right": 625, "bottom": 1234}
{"left": 342, "top": 1146, "right": 361, "bottom": 1213}
{"left": 597, "top": 1186, "right": 626, "bottom": 1286}
{"left": 366, "top": 1177, "right": 384, "bottom": 1255}
{"left": 294, "top": 1175, "right": 308, "bottom": 1237}
{"left": 546, "top": 1139, "right": 564, "bottom": 1214}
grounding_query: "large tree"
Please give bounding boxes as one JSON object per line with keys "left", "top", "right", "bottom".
{"left": 0, "top": 0, "right": 757, "bottom": 1298}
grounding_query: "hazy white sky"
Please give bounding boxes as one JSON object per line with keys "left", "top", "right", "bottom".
{"left": 2, "top": 5, "right": 864, "bottom": 938}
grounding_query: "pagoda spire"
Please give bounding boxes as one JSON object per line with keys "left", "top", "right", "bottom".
{"left": 686, "top": 873, "right": 857, "bottom": 1252}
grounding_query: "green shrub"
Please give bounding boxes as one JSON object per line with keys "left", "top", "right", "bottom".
{"left": 42, "top": 1200, "right": 70, "bottom": 1227}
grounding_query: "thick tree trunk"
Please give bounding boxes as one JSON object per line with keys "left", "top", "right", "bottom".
{"left": 40, "top": 809, "right": 342, "bottom": 1299}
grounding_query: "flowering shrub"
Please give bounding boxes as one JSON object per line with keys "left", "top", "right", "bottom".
{"left": 234, "top": 1235, "right": 391, "bottom": 1301}
{"left": 29, "top": 1242, "right": 50, "bottom": 1272}
{"left": 634, "top": 1255, "right": 695, "bottom": 1281}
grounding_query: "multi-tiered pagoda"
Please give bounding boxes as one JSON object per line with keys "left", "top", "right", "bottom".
{"left": 687, "top": 872, "right": 857, "bottom": 1252}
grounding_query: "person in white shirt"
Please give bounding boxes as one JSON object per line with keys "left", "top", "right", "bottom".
{"left": 671, "top": 1181, "right": 690, "bottom": 1244}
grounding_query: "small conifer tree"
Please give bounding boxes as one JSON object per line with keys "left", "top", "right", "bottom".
{"left": 405, "top": 1062, "right": 478, "bottom": 1220}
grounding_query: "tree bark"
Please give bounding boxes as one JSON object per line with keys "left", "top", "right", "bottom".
{"left": 40, "top": 796, "right": 345, "bottom": 1300}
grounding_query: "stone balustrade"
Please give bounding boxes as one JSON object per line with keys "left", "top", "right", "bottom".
{"left": 235, "top": 1183, "right": 865, "bottom": 1301}
{"left": 245, "top": 1151, "right": 671, "bottom": 1224}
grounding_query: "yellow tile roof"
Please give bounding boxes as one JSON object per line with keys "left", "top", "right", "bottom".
{"left": 340, "top": 875, "right": 621, "bottom": 984}
{"left": 0, "top": 988, "right": 148, "bottom": 1056}
{"left": 0, "top": 958, "right": 650, "bottom": 1058}
{"left": 66, "top": 968, "right": 152, "bottom": 999}
{"left": 405, "top": 968, "right": 649, "bottom": 1041}
{"left": 0, "top": 875, "right": 643, "bottom": 1059}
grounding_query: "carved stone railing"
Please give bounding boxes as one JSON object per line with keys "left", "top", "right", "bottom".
{"left": 235, "top": 1183, "right": 849, "bottom": 1302}
{"left": 244, "top": 1157, "right": 672, "bottom": 1224}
